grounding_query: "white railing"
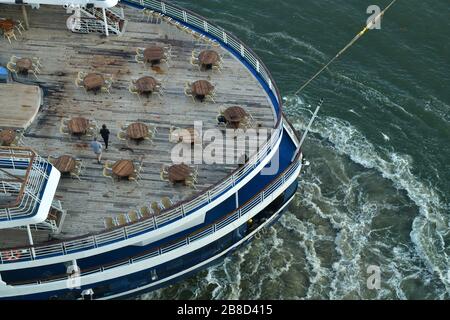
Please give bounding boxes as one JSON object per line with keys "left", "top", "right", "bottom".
{"left": 79, "top": 8, "right": 122, "bottom": 34}
{"left": 0, "top": 0, "right": 285, "bottom": 264}
{"left": 8, "top": 156, "right": 300, "bottom": 286}
{"left": 0, "top": 148, "right": 51, "bottom": 222}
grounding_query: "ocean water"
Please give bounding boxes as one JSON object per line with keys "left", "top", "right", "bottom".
{"left": 140, "top": 0, "right": 450, "bottom": 300}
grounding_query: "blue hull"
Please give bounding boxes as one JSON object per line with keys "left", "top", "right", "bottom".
{"left": 4, "top": 179, "right": 297, "bottom": 300}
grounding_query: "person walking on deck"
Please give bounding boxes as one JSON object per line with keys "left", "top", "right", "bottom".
{"left": 100, "top": 124, "right": 110, "bottom": 150}
{"left": 90, "top": 137, "right": 103, "bottom": 164}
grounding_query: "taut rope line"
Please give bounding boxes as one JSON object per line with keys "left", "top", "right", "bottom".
{"left": 294, "top": 0, "right": 398, "bottom": 95}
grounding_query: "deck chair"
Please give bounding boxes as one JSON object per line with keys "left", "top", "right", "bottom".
{"left": 75, "top": 77, "right": 85, "bottom": 88}
{"left": 142, "top": 9, "right": 155, "bottom": 23}
{"left": 32, "top": 57, "right": 42, "bottom": 68}
{"left": 129, "top": 84, "right": 142, "bottom": 102}
{"left": 209, "top": 39, "right": 221, "bottom": 48}
{"left": 169, "top": 126, "right": 181, "bottom": 143}
{"left": 128, "top": 173, "right": 140, "bottom": 184}
{"left": 15, "top": 20, "right": 26, "bottom": 34}
{"left": 190, "top": 57, "right": 201, "bottom": 70}
{"left": 164, "top": 45, "right": 173, "bottom": 58}
{"left": 151, "top": 201, "right": 162, "bottom": 215}
{"left": 4, "top": 29, "right": 17, "bottom": 44}
{"left": 32, "top": 65, "right": 41, "bottom": 75}
{"left": 160, "top": 197, "right": 173, "bottom": 210}
{"left": 104, "top": 217, "right": 116, "bottom": 229}
{"left": 9, "top": 55, "right": 19, "bottom": 64}
{"left": 185, "top": 177, "right": 198, "bottom": 190}
{"left": 160, "top": 164, "right": 170, "bottom": 180}
{"left": 86, "top": 126, "right": 97, "bottom": 137}
{"left": 77, "top": 71, "right": 87, "bottom": 81}
{"left": 70, "top": 159, "right": 83, "bottom": 180}
{"left": 104, "top": 160, "right": 114, "bottom": 170}
{"left": 140, "top": 206, "right": 152, "bottom": 218}
{"left": 212, "top": 64, "right": 223, "bottom": 73}
{"left": 133, "top": 160, "right": 144, "bottom": 177}
{"left": 184, "top": 88, "right": 196, "bottom": 103}
{"left": 117, "top": 214, "right": 129, "bottom": 226}
{"left": 11, "top": 132, "right": 24, "bottom": 146}
{"left": 191, "top": 31, "right": 202, "bottom": 45}
{"left": 59, "top": 120, "right": 70, "bottom": 135}
{"left": 102, "top": 168, "right": 114, "bottom": 182}
{"left": 117, "top": 130, "right": 128, "bottom": 141}
{"left": 101, "top": 79, "right": 112, "bottom": 95}
{"left": 206, "top": 93, "right": 216, "bottom": 103}
{"left": 6, "top": 62, "right": 17, "bottom": 76}
{"left": 136, "top": 47, "right": 145, "bottom": 55}
{"left": 28, "top": 68, "right": 39, "bottom": 80}
{"left": 128, "top": 210, "right": 140, "bottom": 222}
{"left": 135, "top": 54, "right": 145, "bottom": 64}
{"left": 160, "top": 170, "right": 170, "bottom": 182}
{"left": 160, "top": 57, "right": 170, "bottom": 68}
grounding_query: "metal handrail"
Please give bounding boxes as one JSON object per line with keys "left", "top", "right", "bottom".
{"left": 0, "top": 0, "right": 284, "bottom": 264}
{"left": 7, "top": 153, "right": 300, "bottom": 287}
{"left": 0, "top": 147, "right": 51, "bottom": 222}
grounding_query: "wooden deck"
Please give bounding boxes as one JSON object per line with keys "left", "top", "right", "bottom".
{"left": 0, "top": 4, "right": 275, "bottom": 243}
{"left": 0, "top": 83, "right": 41, "bottom": 129}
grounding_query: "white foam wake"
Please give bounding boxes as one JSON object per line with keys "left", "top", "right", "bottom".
{"left": 284, "top": 95, "right": 449, "bottom": 296}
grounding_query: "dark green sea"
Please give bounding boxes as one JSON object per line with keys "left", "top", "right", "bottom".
{"left": 141, "top": 0, "right": 450, "bottom": 299}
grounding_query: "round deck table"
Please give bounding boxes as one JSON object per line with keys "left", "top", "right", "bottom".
{"left": 223, "top": 106, "right": 248, "bottom": 129}
{"left": 83, "top": 73, "right": 105, "bottom": 91}
{"left": 135, "top": 76, "right": 157, "bottom": 94}
{"left": 0, "top": 19, "right": 15, "bottom": 32}
{"left": 191, "top": 80, "right": 214, "bottom": 101}
{"left": 168, "top": 164, "right": 192, "bottom": 183}
{"left": 126, "top": 122, "right": 149, "bottom": 140}
{"left": 53, "top": 155, "right": 76, "bottom": 174}
{"left": 112, "top": 160, "right": 135, "bottom": 178}
{"left": 198, "top": 50, "right": 220, "bottom": 69}
{"left": 68, "top": 117, "right": 89, "bottom": 135}
{"left": 16, "top": 58, "right": 33, "bottom": 74}
{"left": 143, "top": 46, "right": 165, "bottom": 65}
{"left": 0, "top": 129, "right": 16, "bottom": 146}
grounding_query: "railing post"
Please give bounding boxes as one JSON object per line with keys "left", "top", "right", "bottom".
{"left": 183, "top": 11, "right": 187, "bottom": 22}
{"left": 203, "top": 21, "right": 208, "bottom": 32}
{"left": 240, "top": 44, "right": 245, "bottom": 57}
{"left": 223, "top": 32, "right": 227, "bottom": 44}
{"left": 161, "top": 2, "right": 166, "bottom": 14}
{"left": 256, "top": 60, "right": 260, "bottom": 73}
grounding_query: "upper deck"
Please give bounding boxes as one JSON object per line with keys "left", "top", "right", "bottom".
{"left": 0, "top": 3, "right": 277, "bottom": 248}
